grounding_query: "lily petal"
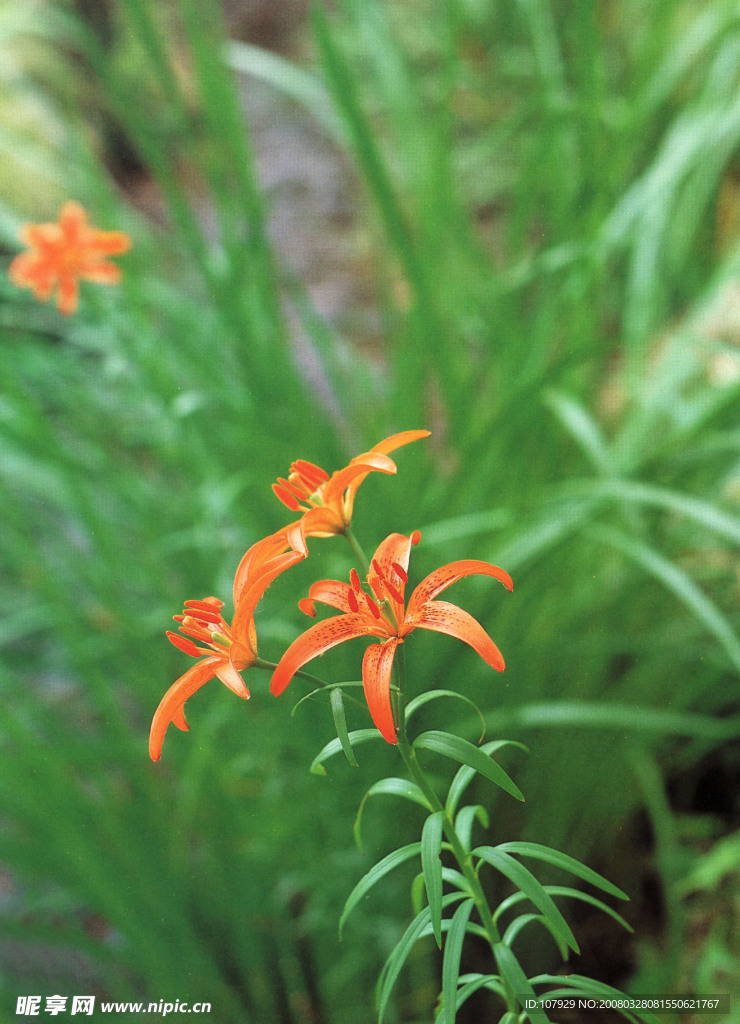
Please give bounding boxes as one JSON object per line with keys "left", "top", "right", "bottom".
{"left": 232, "top": 548, "right": 305, "bottom": 643}
{"left": 270, "top": 614, "right": 375, "bottom": 696}
{"left": 149, "top": 656, "right": 224, "bottom": 761}
{"left": 362, "top": 639, "right": 401, "bottom": 744}
{"left": 407, "top": 559, "right": 513, "bottom": 619}
{"left": 407, "top": 599, "right": 505, "bottom": 671}
{"left": 305, "top": 578, "right": 355, "bottom": 613}
{"left": 232, "top": 530, "right": 295, "bottom": 605}
{"left": 322, "top": 452, "right": 397, "bottom": 507}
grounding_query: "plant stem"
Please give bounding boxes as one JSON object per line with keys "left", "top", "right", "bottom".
{"left": 344, "top": 525, "right": 370, "bottom": 576}
{"left": 393, "top": 655, "right": 503, "bottom": 954}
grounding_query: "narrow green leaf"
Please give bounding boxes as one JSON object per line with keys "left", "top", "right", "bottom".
{"left": 354, "top": 778, "right": 432, "bottom": 850}
{"left": 434, "top": 975, "right": 506, "bottom": 1024}
{"left": 291, "top": 680, "right": 363, "bottom": 716}
{"left": 495, "top": 842, "right": 628, "bottom": 900}
{"left": 474, "top": 848, "right": 578, "bottom": 953}
{"left": 528, "top": 975, "right": 661, "bottom": 1024}
{"left": 502, "top": 913, "right": 568, "bottom": 960}
{"left": 414, "top": 731, "right": 525, "bottom": 803}
{"left": 421, "top": 811, "right": 444, "bottom": 948}
{"left": 377, "top": 894, "right": 468, "bottom": 1024}
{"left": 442, "top": 899, "right": 475, "bottom": 1024}
{"left": 495, "top": 885, "right": 633, "bottom": 934}
{"left": 330, "top": 688, "right": 358, "bottom": 767}
{"left": 446, "top": 741, "right": 528, "bottom": 816}
{"left": 310, "top": 729, "right": 380, "bottom": 775}
{"left": 493, "top": 943, "right": 550, "bottom": 1024}
{"left": 339, "top": 843, "right": 421, "bottom": 939}
{"left": 454, "top": 805, "right": 489, "bottom": 853}
{"left": 406, "top": 689, "right": 486, "bottom": 743}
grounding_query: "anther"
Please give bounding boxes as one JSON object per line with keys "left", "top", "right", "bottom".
{"left": 272, "top": 483, "right": 302, "bottom": 512}
{"left": 350, "top": 568, "right": 362, "bottom": 593}
{"left": 364, "top": 593, "right": 381, "bottom": 619}
{"left": 411, "top": 530, "right": 421, "bottom": 546}
{"left": 391, "top": 562, "right": 408, "bottom": 583}
{"left": 347, "top": 590, "right": 359, "bottom": 613}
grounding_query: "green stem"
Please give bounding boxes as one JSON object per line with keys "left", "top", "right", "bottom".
{"left": 253, "top": 657, "right": 329, "bottom": 690}
{"left": 344, "top": 525, "right": 370, "bottom": 576}
{"left": 394, "top": 655, "right": 503, "bottom": 956}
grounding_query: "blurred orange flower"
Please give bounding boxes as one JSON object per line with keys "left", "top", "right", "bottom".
{"left": 8, "top": 201, "right": 131, "bottom": 314}
{"left": 270, "top": 531, "right": 513, "bottom": 744}
{"left": 272, "top": 430, "right": 430, "bottom": 540}
{"left": 150, "top": 536, "right": 306, "bottom": 761}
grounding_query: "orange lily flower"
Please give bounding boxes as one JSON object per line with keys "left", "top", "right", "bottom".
{"left": 8, "top": 201, "right": 131, "bottom": 315}
{"left": 270, "top": 531, "right": 513, "bottom": 744}
{"left": 150, "top": 536, "right": 306, "bottom": 761}
{"left": 272, "top": 430, "right": 430, "bottom": 539}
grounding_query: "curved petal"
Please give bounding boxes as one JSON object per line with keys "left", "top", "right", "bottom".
{"left": 149, "top": 656, "right": 222, "bottom": 761}
{"left": 216, "top": 648, "right": 252, "bottom": 697}
{"left": 296, "top": 505, "right": 344, "bottom": 538}
{"left": 406, "top": 560, "right": 513, "bottom": 619}
{"left": 362, "top": 639, "right": 401, "bottom": 744}
{"left": 232, "top": 548, "right": 305, "bottom": 643}
{"left": 233, "top": 530, "right": 294, "bottom": 604}
{"left": 59, "top": 201, "right": 87, "bottom": 240}
{"left": 322, "top": 452, "right": 397, "bottom": 508}
{"left": 306, "top": 578, "right": 355, "bottom": 613}
{"left": 370, "top": 429, "right": 431, "bottom": 456}
{"left": 270, "top": 614, "right": 372, "bottom": 696}
{"left": 405, "top": 600, "right": 505, "bottom": 671}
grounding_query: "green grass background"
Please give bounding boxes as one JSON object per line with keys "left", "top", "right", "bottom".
{"left": 0, "top": 0, "right": 739, "bottom": 1020}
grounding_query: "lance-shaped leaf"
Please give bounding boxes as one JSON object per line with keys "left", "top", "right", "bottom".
{"left": 421, "top": 811, "right": 445, "bottom": 947}
{"left": 354, "top": 777, "right": 432, "bottom": 850}
{"left": 495, "top": 841, "right": 628, "bottom": 900}
{"left": 377, "top": 894, "right": 468, "bottom": 1024}
{"left": 442, "top": 899, "right": 475, "bottom": 1024}
{"left": 415, "top": 731, "right": 525, "bottom": 803}
{"left": 339, "top": 842, "right": 421, "bottom": 939}
{"left": 310, "top": 729, "right": 381, "bottom": 775}
{"left": 330, "top": 687, "right": 358, "bottom": 767}
{"left": 474, "top": 848, "right": 578, "bottom": 953}
{"left": 445, "top": 740, "right": 528, "bottom": 816}
{"left": 494, "top": 943, "right": 551, "bottom": 1024}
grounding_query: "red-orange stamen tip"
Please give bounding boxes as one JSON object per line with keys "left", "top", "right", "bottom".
{"left": 349, "top": 568, "right": 362, "bottom": 593}
{"left": 411, "top": 530, "right": 421, "bottom": 545}
{"left": 167, "top": 632, "right": 201, "bottom": 658}
{"left": 184, "top": 598, "right": 223, "bottom": 611}
{"left": 364, "top": 593, "right": 382, "bottom": 619}
{"left": 293, "top": 459, "right": 329, "bottom": 483}
{"left": 273, "top": 483, "right": 303, "bottom": 512}
{"left": 185, "top": 607, "right": 222, "bottom": 624}
{"left": 347, "top": 590, "right": 359, "bottom": 613}
{"left": 391, "top": 562, "right": 408, "bottom": 582}
{"left": 383, "top": 578, "right": 404, "bottom": 605}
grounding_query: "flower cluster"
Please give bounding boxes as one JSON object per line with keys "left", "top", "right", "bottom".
{"left": 150, "top": 429, "right": 514, "bottom": 760}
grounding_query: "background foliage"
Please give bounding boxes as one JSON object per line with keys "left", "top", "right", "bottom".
{"left": 0, "top": 0, "right": 739, "bottom": 1020}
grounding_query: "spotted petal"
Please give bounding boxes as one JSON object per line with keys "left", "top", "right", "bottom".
{"left": 407, "top": 600, "right": 505, "bottom": 671}
{"left": 362, "top": 639, "right": 402, "bottom": 744}
{"left": 270, "top": 614, "right": 376, "bottom": 696}
{"left": 407, "top": 560, "right": 513, "bottom": 619}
